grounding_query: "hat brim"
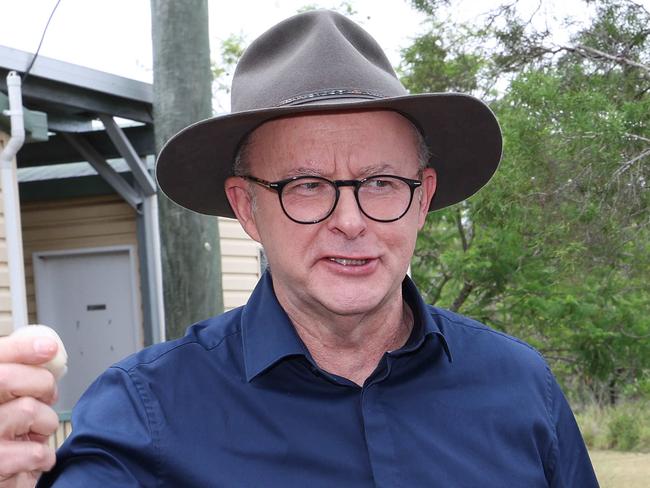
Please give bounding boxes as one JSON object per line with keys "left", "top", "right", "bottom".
{"left": 155, "top": 92, "right": 503, "bottom": 218}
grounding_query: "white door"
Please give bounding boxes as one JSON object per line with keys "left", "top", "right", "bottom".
{"left": 33, "top": 246, "right": 141, "bottom": 412}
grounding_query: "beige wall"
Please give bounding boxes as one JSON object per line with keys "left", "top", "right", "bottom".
{"left": 21, "top": 194, "right": 140, "bottom": 325}
{"left": 18, "top": 194, "right": 261, "bottom": 327}
{"left": 0, "top": 132, "right": 12, "bottom": 335}
{"left": 218, "top": 217, "right": 262, "bottom": 310}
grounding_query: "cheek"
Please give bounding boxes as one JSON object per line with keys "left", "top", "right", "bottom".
{"left": 256, "top": 215, "right": 318, "bottom": 262}
{"left": 398, "top": 232, "right": 418, "bottom": 260}
{"left": 377, "top": 223, "right": 419, "bottom": 260}
{"left": 400, "top": 221, "right": 422, "bottom": 260}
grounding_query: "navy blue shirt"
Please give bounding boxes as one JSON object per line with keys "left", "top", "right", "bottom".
{"left": 39, "top": 272, "right": 597, "bottom": 487}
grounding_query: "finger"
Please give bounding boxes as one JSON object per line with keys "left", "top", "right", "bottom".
{"left": 0, "top": 364, "right": 57, "bottom": 405}
{"left": 0, "top": 397, "right": 59, "bottom": 440}
{"left": 0, "top": 335, "right": 58, "bottom": 365}
{"left": 0, "top": 440, "right": 56, "bottom": 480}
{"left": 27, "top": 433, "right": 50, "bottom": 444}
{"left": 0, "top": 470, "right": 41, "bottom": 487}
{"left": 2, "top": 471, "right": 41, "bottom": 487}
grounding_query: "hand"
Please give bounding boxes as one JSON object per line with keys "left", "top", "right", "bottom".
{"left": 0, "top": 334, "right": 60, "bottom": 487}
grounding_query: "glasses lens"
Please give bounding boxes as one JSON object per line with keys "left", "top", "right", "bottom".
{"left": 281, "top": 177, "right": 336, "bottom": 223}
{"left": 358, "top": 176, "right": 413, "bottom": 221}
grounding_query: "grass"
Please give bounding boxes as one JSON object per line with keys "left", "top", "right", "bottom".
{"left": 590, "top": 449, "right": 650, "bottom": 488}
{"left": 575, "top": 401, "right": 650, "bottom": 452}
{"left": 574, "top": 401, "right": 650, "bottom": 486}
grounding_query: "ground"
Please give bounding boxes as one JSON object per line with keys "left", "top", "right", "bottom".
{"left": 590, "top": 449, "right": 650, "bottom": 488}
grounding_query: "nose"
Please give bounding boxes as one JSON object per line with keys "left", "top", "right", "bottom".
{"left": 326, "top": 187, "right": 367, "bottom": 239}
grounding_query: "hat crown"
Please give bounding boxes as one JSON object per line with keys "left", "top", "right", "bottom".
{"left": 231, "top": 10, "right": 408, "bottom": 112}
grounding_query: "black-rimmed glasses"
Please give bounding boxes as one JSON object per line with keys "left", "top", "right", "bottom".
{"left": 243, "top": 174, "right": 422, "bottom": 224}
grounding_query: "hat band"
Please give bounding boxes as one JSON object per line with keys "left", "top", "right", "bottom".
{"left": 277, "top": 89, "right": 384, "bottom": 107}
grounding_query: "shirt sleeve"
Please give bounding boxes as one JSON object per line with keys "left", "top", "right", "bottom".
{"left": 37, "top": 366, "right": 160, "bottom": 487}
{"left": 546, "top": 370, "right": 600, "bottom": 487}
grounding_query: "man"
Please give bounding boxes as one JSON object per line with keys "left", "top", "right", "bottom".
{"left": 0, "top": 10, "right": 597, "bottom": 487}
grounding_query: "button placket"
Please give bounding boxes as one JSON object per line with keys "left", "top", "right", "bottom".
{"left": 359, "top": 358, "right": 401, "bottom": 488}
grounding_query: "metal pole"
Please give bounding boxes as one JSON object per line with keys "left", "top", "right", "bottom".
{"left": 141, "top": 192, "right": 165, "bottom": 343}
{"left": 0, "top": 71, "right": 28, "bottom": 329}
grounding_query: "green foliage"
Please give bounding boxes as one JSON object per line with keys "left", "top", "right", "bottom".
{"left": 608, "top": 410, "right": 641, "bottom": 450}
{"left": 576, "top": 401, "right": 650, "bottom": 451}
{"left": 408, "top": 0, "right": 450, "bottom": 17}
{"left": 211, "top": 33, "right": 246, "bottom": 97}
{"left": 399, "top": 27, "right": 485, "bottom": 93}
{"left": 297, "top": 1, "right": 357, "bottom": 17}
{"left": 579, "top": 1, "right": 650, "bottom": 68}
{"left": 405, "top": 0, "right": 650, "bottom": 403}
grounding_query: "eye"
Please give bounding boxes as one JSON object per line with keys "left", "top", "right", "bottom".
{"left": 284, "top": 178, "right": 329, "bottom": 196}
{"left": 369, "top": 179, "right": 390, "bottom": 187}
{"left": 364, "top": 177, "right": 398, "bottom": 191}
{"left": 300, "top": 181, "right": 322, "bottom": 190}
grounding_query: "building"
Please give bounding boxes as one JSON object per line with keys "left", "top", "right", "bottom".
{"left": 0, "top": 46, "right": 263, "bottom": 429}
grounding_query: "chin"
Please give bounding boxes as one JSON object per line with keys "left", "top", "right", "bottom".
{"left": 315, "top": 289, "right": 387, "bottom": 316}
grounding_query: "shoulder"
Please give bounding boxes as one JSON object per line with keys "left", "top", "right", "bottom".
{"left": 424, "top": 306, "right": 558, "bottom": 436}
{"left": 427, "top": 305, "right": 550, "bottom": 379}
{"left": 114, "top": 306, "right": 245, "bottom": 374}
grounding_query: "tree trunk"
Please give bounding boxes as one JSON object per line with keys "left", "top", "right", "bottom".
{"left": 151, "top": 0, "right": 223, "bottom": 339}
{"left": 450, "top": 281, "right": 474, "bottom": 313}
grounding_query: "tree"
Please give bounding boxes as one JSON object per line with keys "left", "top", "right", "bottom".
{"left": 151, "top": 0, "right": 223, "bottom": 339}
{"left": 402, "top": 0, "right": 650, "bottom": 404}
{"left": 212, "top": 34, "right": 246, "bottom": 113}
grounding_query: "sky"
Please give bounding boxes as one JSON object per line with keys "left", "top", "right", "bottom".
{"left": 0, "top": 0, "right": 430, "bottom": 83}
{"left": 1, "top": 0, "right": 648, "bottom": 102}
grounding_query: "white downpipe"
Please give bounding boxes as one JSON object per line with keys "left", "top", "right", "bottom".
{"left": 143, "top": 193, "right": 166, "bottom": 342}
{"left": 0, "top": 71, "right": 28, "bottom": 329}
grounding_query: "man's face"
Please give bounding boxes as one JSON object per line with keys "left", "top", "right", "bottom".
{"left": 225, "top": 110, "right": 436, "bottom": 319}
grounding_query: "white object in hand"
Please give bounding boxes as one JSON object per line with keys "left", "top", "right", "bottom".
{"left": 13, "top": 325, "right": 68, "bottom": 380}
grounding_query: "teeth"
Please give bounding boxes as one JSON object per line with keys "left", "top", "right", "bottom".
{"left": 329, "top": 258, "right": 368, "bottom": 266}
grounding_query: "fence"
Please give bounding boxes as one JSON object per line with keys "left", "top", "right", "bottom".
{"left": 48, "top": 412, "right": 72, "bottom": 450}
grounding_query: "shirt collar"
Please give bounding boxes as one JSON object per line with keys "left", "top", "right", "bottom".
{"left": 242, "top": 271, "right": 451, "bottom": 382}
{"left": 242, "top": 271, "right": 309, "bottom": 382}
{"left": 398, "top": 276, "right": 452, "bottom": 362}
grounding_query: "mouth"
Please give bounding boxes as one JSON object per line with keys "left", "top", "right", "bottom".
{"left": 327, "top": 257, "right": 370, "bottom": 266}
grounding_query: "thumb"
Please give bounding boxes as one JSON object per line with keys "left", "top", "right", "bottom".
{"left": 0, "top": 333, "right": 58, "bottom": 365}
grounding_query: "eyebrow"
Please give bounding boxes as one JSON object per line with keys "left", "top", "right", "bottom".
{"left": 284, "top": 163, "right": 400, "bottom": 179}
{"left": 356, "top": 163, "right": 398, "bottom": 177}
{"left": 284, "top": 166, "right": 325, "bottom": 178}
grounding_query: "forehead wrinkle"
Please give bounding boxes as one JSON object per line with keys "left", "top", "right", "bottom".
{"left": 285, "top": 165, "right": 327, "bottom": 178}
{"left": 356, "top": 163, "right": 399, "bottom": 177}
{"left": 249, "top": 129, "right": 344, "bottom": 178}
{"left": 281, "top": 142, "right": 350, "bottom": 178}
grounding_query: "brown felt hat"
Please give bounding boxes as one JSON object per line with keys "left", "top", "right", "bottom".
{"left": 155, "top": 9, "right": 502, "bottom": 217}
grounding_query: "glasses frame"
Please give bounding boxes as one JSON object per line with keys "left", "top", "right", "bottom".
{"left": 243, "top": 174, "right": 422, "bottom": 224}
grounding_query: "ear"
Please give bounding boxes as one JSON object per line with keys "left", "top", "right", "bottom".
{"left": 417, "top": 167, "right": 437, "bottom": 230}
{"left": 224, "top": 177, "right": 262, "bottom": 243}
